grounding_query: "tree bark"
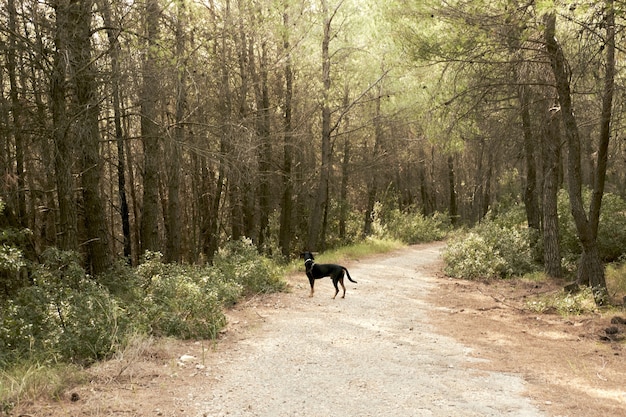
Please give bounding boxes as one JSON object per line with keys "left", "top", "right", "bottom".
{"left": 448, "top": 155, "right": 458, "bottom": 225}
{"left": 544, "top": 11, "right": 610, "bottom": 304}
{"left": 68, "top": 0, "right": 111, "bottom": 274}
{"left": 519, "top": 85, "right": 541, "bottom": 234}
{"left": 165, "top": 0, "right": 187, "bottom": 263}
{"left": 99, "top": 0, "right": 131, "bottom": 261}
{"left": 140, "top": 0, "right": 162, "bottom": 255}
{"left": 51, "top": 0, "right": 78, "bottom": 252}
{"left": 307, "top": 0, "right": 332, "bottom": 250}
{"left": 363, "top": 88, "right": 383, "bottom": 237}
{"left": 7, "top": 0, "right": 26, "bottom": 227}
{"left": 252, "top": 41, "right": 272, "bottom": 250}
{"left": 542, "top": 106, "right": 562, "bottom": 278}
{"left": 279, "top": 7, "right": 294, "bottom": 257}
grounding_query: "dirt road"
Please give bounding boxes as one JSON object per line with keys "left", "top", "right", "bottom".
{"left": 26, "top": 242, "right": 624, "bottom": 417}
{"left": 187, "top": 243, "right": 543, "bottom": 417}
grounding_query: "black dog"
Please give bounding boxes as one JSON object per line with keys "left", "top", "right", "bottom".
{"left": 300, "top": 251, "right": 357, "bottom": 299}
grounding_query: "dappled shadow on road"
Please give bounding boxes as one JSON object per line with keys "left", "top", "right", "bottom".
{"left": 429, "top": 274, "right": 626, "bottom": 417}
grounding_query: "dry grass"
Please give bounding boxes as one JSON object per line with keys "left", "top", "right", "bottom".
{"left": 0, "top": 361, "right": 85, "bottom": 413}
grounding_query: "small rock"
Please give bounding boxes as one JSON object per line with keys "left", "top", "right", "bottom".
{"left": 605, "top": 326, "right": 619, "bottom": 335}
{"left": 610, "top": 316, "right": 626, "bottom": 325}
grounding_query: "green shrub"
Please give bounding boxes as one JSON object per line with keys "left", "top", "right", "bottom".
{"left": 526, "top": 286, "right": 597, "bottom": 315}
{"left": 137, "top": 257, "right": 227, "bottom": 340}
{"left": 443, "top": 213, "right": 537, "bottom": 279}
{"left": 0, "top": 361, "right": 85, "bottom": 414}
{"left": 213, "top": 238, "right": 286, "bottom": 295}
{"left": 1, "top": 239, "right": 288, "bottom": 366}
{"left": 372, "top": 202, "right": 450, "bottom": 244}
{"left": 558, "top": 189, "right": 626, "bottom": 263}
{"left": 0, "top": 249, "right": 127, "bottom": 365}
{"left": 443, "top": 232, "right": 507, "bottom": 279}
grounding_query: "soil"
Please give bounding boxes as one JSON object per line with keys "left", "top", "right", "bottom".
{"left": 14, "top": 242, "right": 626, "bottom": 417}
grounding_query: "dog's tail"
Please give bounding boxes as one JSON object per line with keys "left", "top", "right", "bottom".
{"left": 343, "top": 267, "right": 357, "bottom": 283}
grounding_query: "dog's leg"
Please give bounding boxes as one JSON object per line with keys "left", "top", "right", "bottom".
{"left": 331, "top": 276, "right": 340, "bottom": 299}
{"left": 307, "top": 274, "right": 315, "bottom": 297}
{"left": 339, "top": 277, "right": 346, "bottom": 298}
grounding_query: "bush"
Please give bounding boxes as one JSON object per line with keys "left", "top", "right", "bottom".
{"left": 1, "top": 240, "right": 287, "bottom": 366}
{"left": 213, "top": 238, "right": 286, "bottom": 295}
{"left": 443, "top": 232, "right": 507, "bottom": 279}
{"left": 558, "top": 189, "right": 626, "bottom": 263}
{"left": 0, "top": 249, "right": 127, "bottom": 365}
{"left": 526, "top": 286, "right": 597, "bottom": 315}
{"left": 443, "top": 214, "right": 537, "bottom": 280}
{"left": 137, "top": 255, "right": 227, "bottom": 340}
{"left": 372, "top": 202, "right": 450, "bottom": 244}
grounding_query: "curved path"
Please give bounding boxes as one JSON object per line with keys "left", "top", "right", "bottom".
{"left": 192, "top": 244, "right": 543, "bottom": 417}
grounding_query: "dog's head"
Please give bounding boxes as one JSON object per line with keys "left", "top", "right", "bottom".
{"left": 299, "top": 251, "right": 315, "bottom": 262}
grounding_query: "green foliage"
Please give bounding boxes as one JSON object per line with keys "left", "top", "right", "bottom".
{"left": 372, "top": 202, "right": 450, "bottom": 244}
{"left": 606, "top": 262, "right": 626, "bottom": 301}
{"left": 0, "top": 245, "right": 25, "bottom": 274}
{"left": 213, "top": 238, "right": 287, "bottom": 295}
{"left": 139, "top": 262, "right": 226, "bottom": 340}
{"left": 526, "top": 287, "right": 597, "bottom": 316}
{"left": 443, "top": 210, "right": 537, "bottom": 279}
{"left": 0, "top": 361, "right": 85, "bottom": 414}
{"left": 1, "top": 240, "right": 286, "bottom": 367}
{"left": 0, "top": 248, "right": 127, "bottom": 365}
{"left": 0, "top": 198, "right": 32, "bottom": 295}
{"left": 558, "top": 190, "right": 626, "bottom": 264}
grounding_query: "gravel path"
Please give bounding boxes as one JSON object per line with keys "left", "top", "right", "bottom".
{"left": 190, "top": 244, "right": 544, "bottom": 417}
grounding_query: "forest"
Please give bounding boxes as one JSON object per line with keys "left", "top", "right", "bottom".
{"left": 1, "top": 0, "right": 626, "bottom": 367}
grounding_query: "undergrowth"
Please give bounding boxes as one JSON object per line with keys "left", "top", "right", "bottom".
{"left": 525, "top": 286, "right": 598, "bottom": 315}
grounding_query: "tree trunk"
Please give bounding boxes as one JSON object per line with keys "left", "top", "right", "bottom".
{"left": 544, "top": 11, "right": 610, "bottom": 304}
{"left": 68, "top": 0, "right": 111, "bottom": 274}
{"left": 519, "top": 85, "right": 541, "bottom": 235}
{"left": 339, "top": 86, "right": 351, "bottom": 240}
{"left": 448, "top": 155, "right": 458, "bottom": 226}
{"left": 363, "top": 88, "right": 383, "bottom": 237}
{"left": 279, "top": 8, "right": 294, "bottom": 257}
{"left": 51, "top": 0, "right": 78, "bottom": 252}
{"left": 140, "top": 0, "right": 162, "bottom": 255}
{"left": 205, "top": 0, "right": 233, "bottom": 261}
{"left": 418, "top": 144, "right": 431, "bottom": 216}
{"left": 99, "top": 0, "right": 131, "bottom": 261}
{"left": 7, "top": 0, "right": 26, "bottom": 227}
{"left": 542, "top": 106, "right": 562, "bottom": 278}
{"left": 253, "top": 41, "right": 272, "bottom": 250}
{"left": 165, "top": 0, "right": 187, "bottom": 263}
{"left": 307, "top": 0, "right": 332, "bottom": 250}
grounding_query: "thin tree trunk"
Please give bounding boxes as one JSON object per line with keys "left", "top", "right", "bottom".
{"left": 542, "top": 105, "right": 562, "bottom": 278}
{"left": 99, "top": 0, "right": 131, "bottom": 261}
{"left": 68, "top": 0, "right": 111, "bottom": 274}
{"left": 448, "top": 155, "right": 458, "bottom": 225}
{"left": 140, "top": 0, "right": 162, "bottom": 254}
{"left": 165, "top": 0, "right": 187, "bottom": 263}
{"left": 307, "top": 0, "right": 332, "bottom": 250}
{"left": 253, "top": 41, "right": 272, "bottom": 250}
{"left": 205, "top": 0, "right": 233, "bottom": 261}
{"left": 51, "top": 0, "right": 78, "bottom": 251}
{"left": 363, "top": 89, "right": 383, "bottom": 237}
{"left": 278, "top": 7, "right": 294, "bottom": 257}
{"left": 339, "top": 86, "right": 351, "bottom": 240}
{"left": 7, "top": 0, "right": 26, "bottom": 227}
{"left": 519, "top": 85, "right": 541, "bottom": 234}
